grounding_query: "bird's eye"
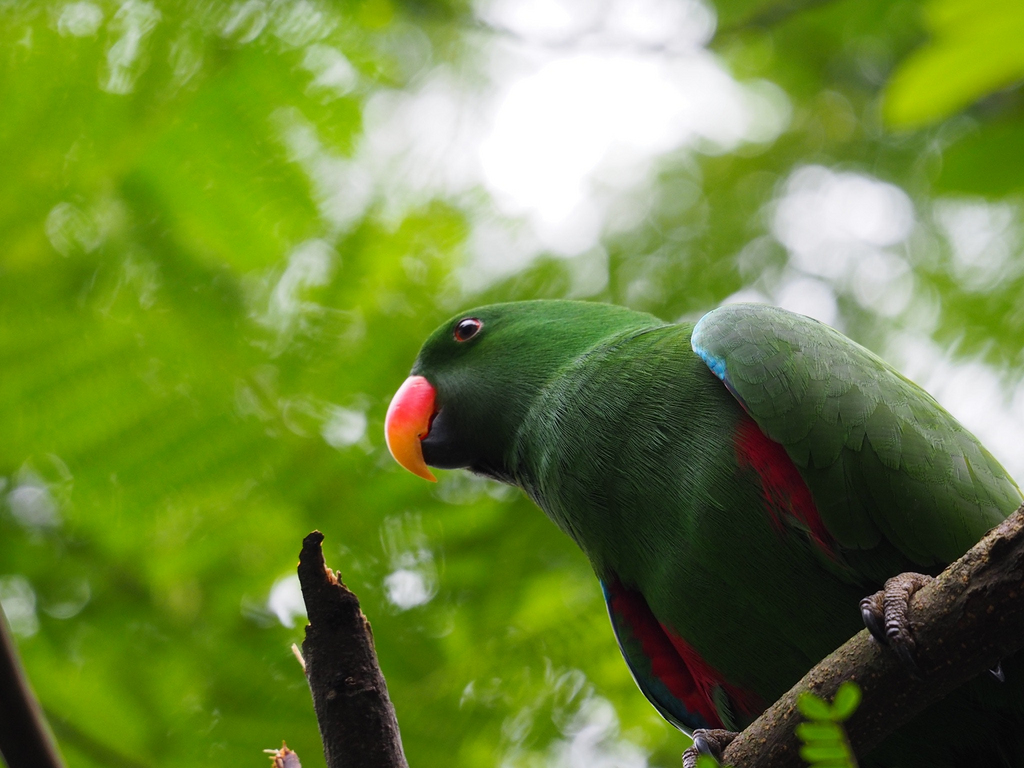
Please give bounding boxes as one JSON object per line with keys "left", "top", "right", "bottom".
{"left": 453, "top": 317, "right": 482, "bottom": 342}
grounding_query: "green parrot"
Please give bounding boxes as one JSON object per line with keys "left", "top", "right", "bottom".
{"left": 385, "top": 300, "right": 1024, "bottom": 767}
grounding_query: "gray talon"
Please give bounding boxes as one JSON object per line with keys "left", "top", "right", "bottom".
{"left": 860, "top": 572, "right": 932, "bottom": 675}
{"left": 894, "top": 639, "right": 921, "bottom": 678}
{"left": 682, "top": 729, "right": 736, "bottom": 767}
{"left": 693, "top": 734, "right": 714, "bottom": 756}
{"left": 860, "top": 592, "right": 887, "bottom": 645}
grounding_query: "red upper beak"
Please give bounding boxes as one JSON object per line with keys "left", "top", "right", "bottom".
{"left": 385, "top": 375, "right": 438, "bottom": 482}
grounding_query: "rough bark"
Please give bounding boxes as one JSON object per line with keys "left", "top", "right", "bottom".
{"left": 298, "top": 531, "right": 409, "bottom": 768}
{"left": 721, "top": 505, "right": 1024, "bottom": 768}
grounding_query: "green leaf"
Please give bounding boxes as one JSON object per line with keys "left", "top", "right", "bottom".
{"left": 797, "top": 690, "right": 835, "bottom": 721}
{"left": 884, "top": 0, "right": 1024, "bottom": 128}
{"left": 796, "top": 721, "right": 844, "bottom": 742}
{"left": 800, "top": 744, "right": 851, "bottom": 762}
{"left": 831, "top": 681, "right": 863, "bottom": 721}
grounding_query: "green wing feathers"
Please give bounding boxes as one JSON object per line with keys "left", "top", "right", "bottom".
{"left": 692, "top": 304, "right": 1022, "bottom": 566}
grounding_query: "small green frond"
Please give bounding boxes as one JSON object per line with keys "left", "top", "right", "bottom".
{"left": 795, "top": 682, "right": 861, "bottom": 768}
{"left": 831, "top": 682, "right": 863, "bottom": 722}
{"left": 796, "top": 722, "right": 844, "bottom": 742}
{"left": 801, "top": 744, "right": 852, "bottom": 762}
{"left": 796, "top": 691, "right": 834, "bottom": 720}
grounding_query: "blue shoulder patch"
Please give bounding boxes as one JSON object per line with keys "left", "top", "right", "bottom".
{"left": 691, "top": 313, "right": 728, "bottom": 382}
{"left": 692, "top": 312, "right": 749, "bottom": 409}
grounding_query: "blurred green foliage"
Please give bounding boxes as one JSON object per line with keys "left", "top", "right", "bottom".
{"left": 883, "top": 0, "right": 1024, "bottom": 128}
{"left": 0, "top": 1, "right": 1022, "bottom": 767}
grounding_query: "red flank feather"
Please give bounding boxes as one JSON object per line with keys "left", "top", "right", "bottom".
{"left": 735, "top": 416, "right": 834, "bottom": 557}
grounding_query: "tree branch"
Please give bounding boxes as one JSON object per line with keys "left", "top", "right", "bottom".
{"left": 294, "top": 503, "right": 1024, "bottom": 768}
{"left": 0, "top": 604, "right": 66, "bottom": 768}
{"left": 722, "top": 505, "right": 1024, "bottom": 767}
{"left": 297, "top": 531, "right": 409, "bottom": 768}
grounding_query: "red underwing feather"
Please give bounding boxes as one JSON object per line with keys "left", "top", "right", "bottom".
{"left": 659, "top": 624, "right": 764, "bottom": 725}
{"left": 606, "top": 580, "right": 768, "bottom": 730}
{"left": 607, "top": 583, "right": 717, "bottom": 725}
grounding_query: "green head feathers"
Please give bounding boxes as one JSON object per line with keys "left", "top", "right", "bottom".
{"left": 405, "top": 301, "right": 662, "bottom": 479}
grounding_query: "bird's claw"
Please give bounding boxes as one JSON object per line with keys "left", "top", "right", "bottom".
{"left": 859, "top": 571, "right": 932, "bottom": 677}
{"left": 693, "top": 733, "right": 716, "bottom": 758}
{"left": 859, "top": 591, "right": 886, "bottom": 644}
{"left": 681, "top": 729, "right": 738, "bottom": 768}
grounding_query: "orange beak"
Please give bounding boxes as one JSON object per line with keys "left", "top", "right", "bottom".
{"left": 385, "top": 375, "right": 438, "bottom": 482}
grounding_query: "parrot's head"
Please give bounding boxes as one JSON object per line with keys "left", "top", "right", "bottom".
{"left": 385, "top": 300, "right": 661, "bottom": 483}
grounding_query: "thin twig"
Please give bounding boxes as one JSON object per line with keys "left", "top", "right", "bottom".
{"left": 297, "top": 531, "right": 409, "bottom": 768}
{"left": 0, "top": 605, "right": 66, "bottom": 768}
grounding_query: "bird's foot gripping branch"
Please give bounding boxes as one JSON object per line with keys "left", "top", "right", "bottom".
{"left": 716, "top": 504, "right": 1024, "bottom": 768}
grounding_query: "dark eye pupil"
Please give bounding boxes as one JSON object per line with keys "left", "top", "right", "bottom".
{"left": 454, "top": 318, "right": 481, "bottom": 342}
